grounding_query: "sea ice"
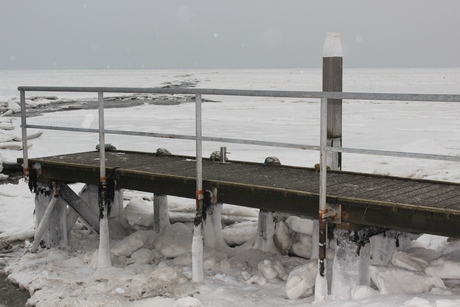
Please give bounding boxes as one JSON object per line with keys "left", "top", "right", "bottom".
{"left": 154, "top": 222, "right": 192, "bottom": 258}
{"left": 124, "top": 197, "right": 154, "bottom": 228}
{"left": 370, "top": 265, "right": 445, "bottom": 294}
{"left": 391, "top": 247, "right": 440, "bottom": 272}
{"left": 222, "top": 221, "right": 257, "bottom": 246}
{"left": 110, "top": 230, "right": 150, "bottom": 257}
{"left": 425, "top": 250, "right": 460, "bottom": 279}
{"left": 285, "top": 260, "right": 317, "bottom": 299}
{"left": 285, "top": 216, "right": 315, "bottom": 236}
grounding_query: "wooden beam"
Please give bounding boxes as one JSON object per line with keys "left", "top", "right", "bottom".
{"left": 59, "top": 184, "right": 100, "bottom": 234}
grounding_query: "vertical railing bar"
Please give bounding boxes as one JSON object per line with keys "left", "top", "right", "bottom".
{"left": 98, "top": 91, "right": 106, "bottom": 179}
{"left": 192, "top": 93, "right": 204, "bottom": 282}
{"left": 319, "top": 97, "right": 328, "bottom": 265}
{"left": 20, "top": 90, "right": 29, "bottom": 177}
{"left": 315, "top": 97, "right": 329, "bottom": 301}
{"left": 97, "top": 90, "right": 112, "bottom": 268}
{"left": 196, "top": 94, "right": 203, "bottom": 190}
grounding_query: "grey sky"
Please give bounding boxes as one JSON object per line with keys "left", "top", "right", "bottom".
{"left": 1, "top": 0, "right": 460, "bottom": 70}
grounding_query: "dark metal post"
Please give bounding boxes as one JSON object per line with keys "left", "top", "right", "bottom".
{"left": 20, "top": 90, "right": 29, "bottom": 177}
{"left": 323, "top": 32, "right": 343, "bottom": 171}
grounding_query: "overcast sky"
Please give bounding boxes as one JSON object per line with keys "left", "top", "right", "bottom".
{"left": 1, "top": 1, "right": 460, "bottom": 70}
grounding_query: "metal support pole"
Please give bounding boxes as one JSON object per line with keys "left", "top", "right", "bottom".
{"left": 97, "top": 91, "right": 111, "bottom": 268}
{"left": 20, "top": 90, "right": 29, "bottom": 177}
{"left": 192, "top": 93, "right": 204, "bottom": 282}
{"left": 196, "top": 93, "right": 203, "bottom": 193}
{"left": 98, "top": 91, "right": 106, "bottom": 180}
{"left": 315, "top": 97, "right": 329, "bottom": 302}
{"left": 220, "top": 146, "right": 227, "bottom": 162}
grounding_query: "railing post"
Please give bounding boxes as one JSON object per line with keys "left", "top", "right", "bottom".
{"left": 192, "top": 93, "right": 204, "bottom": 282}
{"left": 323, "top": 32, "right": 343, "bottom": 171}
{"left": 315, "top": 97, "right": 329, "bottom": 302}
{"left": 97, "top": 90, "right": 111, "bottom": 269}
{"left": 20, "top": 90, "right": 29, "bottom": 177}
{"left": 98, "top": 91, "right": 106, "bottom": 178}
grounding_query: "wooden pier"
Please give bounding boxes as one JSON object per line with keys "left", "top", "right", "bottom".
{"left": 22, "top": 150, "right": 460, "bottom": 238}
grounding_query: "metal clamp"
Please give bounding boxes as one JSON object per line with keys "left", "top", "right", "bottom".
{"left": 323, "top": 203, "right": 341, "bottom": 224}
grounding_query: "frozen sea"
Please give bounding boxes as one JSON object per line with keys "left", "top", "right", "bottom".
{"left": 0, "top": 68, "right": 460, "bottom": 306}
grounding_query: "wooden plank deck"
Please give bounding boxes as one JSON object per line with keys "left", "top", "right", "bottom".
{"left": 23, "top": 150, "right": 460, "bottom": 238}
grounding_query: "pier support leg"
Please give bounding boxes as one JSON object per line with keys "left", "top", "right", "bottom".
{"left": 330, "top": 228, "right": 370, "bottom": 300}
{"left": 79, "top": 185, "right": 102, "bottom": 218}
{"left": 53, "top": 196, "right": 68, "bottom": 247}
{"left": 66, "top": 206, "right": 78, "bottom": 234}
{"left": 370, "top": 230, "right": 412, "bottom": 266}
{"left": 79, "top": 184, "right": 123, "bottom": 220}
{"left": 153, "top": 194, "right": 170, "bottom": 233}
{"left": 203, "top": 202, "right": 228, "bottom": 251}
{"left": 33, "top": 183, "right": 67, "bottom": 250}
{"left": 254, "top": 210, "right": 279, "bottom": 254}
{"left": 323, "top": 32, "right": 343, "bottom": 171}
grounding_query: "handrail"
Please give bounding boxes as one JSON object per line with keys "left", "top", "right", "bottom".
{"left": 19, "top": 86, "right": 460, "bottom": 169}
{"left": 17, "top": 85, "right": 460, "bottom": 102}
{"left": 18, "top": 84, "right": 460, "bottom": 285}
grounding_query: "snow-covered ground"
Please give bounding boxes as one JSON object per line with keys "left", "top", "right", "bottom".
{"left": 0, "top": 68, "right": 460, "bottom": 306}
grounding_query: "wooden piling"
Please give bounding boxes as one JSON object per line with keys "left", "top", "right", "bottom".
{"left": 323, "top": 32, "right": 343, "bottom": 171}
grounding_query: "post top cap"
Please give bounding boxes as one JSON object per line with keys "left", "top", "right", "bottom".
{"left": 323, "top": 32, "right": 343, "bottom": 57}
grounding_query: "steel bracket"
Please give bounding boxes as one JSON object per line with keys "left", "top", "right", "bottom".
{"left": 324, "top": 203, "right": 341, "bottom": 224}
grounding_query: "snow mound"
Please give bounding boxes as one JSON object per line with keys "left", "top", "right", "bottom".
{"left": 350, "top": 285, "right": 378, "bottom": 300}
{"left": 403, "top": 297, "right": 432, "bottom": 307}
{"left": 173, "top": 296, "right": 204, "bottom": 307}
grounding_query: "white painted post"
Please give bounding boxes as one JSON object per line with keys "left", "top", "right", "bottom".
{"left": 323, "top": 32, "right": 343, "bottom": 171}
{"left": 97, "top": 91, "right": 111, "bottom": 269}
{"left": 192, "top": 93, "right": 204, "bottom": 282}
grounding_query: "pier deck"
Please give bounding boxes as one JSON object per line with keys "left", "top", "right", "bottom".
{"left": 24, "top": 150, "right": 460, "bottom": 238}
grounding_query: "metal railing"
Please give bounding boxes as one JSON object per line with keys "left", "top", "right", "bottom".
{"left": 18, "top": 86, "right": 460, "bottom": 212}
{"left": 19, "top": 86, "right": 460, "bottom": 168}
{"left": 18, "top": 85, "right": 460, "bottom": 283}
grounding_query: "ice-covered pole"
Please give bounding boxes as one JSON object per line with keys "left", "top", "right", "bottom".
{"left": 315, "top": 97, "right": 329, "bottom": 302}
{"left": 322, "top": 32, "right": 343, "bottom": 171}
{"left": 192, "top": 93, "right": 204, "bottom": 282}
{"left": 97, "top": 91, "right": 112, "bottom": 268}
{"left": 30, "top": 183, "right": 59, "bottom": 253}
{"left": 315, "top": 32, "right": 343, "bottom": 302}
